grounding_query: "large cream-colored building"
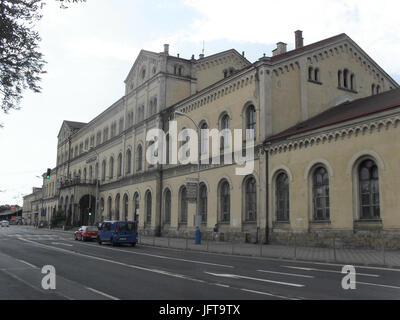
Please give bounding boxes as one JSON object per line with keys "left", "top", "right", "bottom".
{"left": 28, "top": 31, "right": 400, "bottom": 247}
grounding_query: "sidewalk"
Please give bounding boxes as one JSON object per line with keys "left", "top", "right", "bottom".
{"left": 31, "top": 226, "right": 400, "bottom": 268}
{"left": 137, "top": 234, "right": 400, "bottom": 269}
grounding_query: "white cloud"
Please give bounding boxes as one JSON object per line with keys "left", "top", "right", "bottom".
{"left": 173, "top": 0, "right": 400, "bottom": 75}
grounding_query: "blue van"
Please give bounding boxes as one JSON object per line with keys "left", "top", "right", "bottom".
{"left": 97, "top": 220, "right": 138, "bottom": 247}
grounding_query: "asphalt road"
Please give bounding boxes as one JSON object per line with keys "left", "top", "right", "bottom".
{"left": 0, "top": 225, "right": 399, "bottom": 301}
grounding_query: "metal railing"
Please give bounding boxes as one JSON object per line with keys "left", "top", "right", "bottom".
{"left": 136, "top": 232, "right": 400, "bottom": 267}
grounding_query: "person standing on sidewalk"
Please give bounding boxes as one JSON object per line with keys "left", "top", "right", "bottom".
{"left": 213, "top": 224, "right": 218, "bottom": 241}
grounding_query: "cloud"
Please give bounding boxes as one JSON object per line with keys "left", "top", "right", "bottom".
{"left": 169, "top": 0, "right": 400, "bottom": 76}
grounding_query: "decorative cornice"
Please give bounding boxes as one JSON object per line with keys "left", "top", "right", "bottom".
{"left": 266, "top": 113, "right": 400, "bottom": 155}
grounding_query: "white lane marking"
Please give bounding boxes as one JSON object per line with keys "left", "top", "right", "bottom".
{"left": 18, "top": 259, "right": 38, "bottom": 269}
{"left": 148, "top": 243, "right": 400, "bottom": 273}
{"left": 283, "top": 266, "right": 380, "bottom": 277}
{"left": 257, "top": 269, "right": 314, "bottom": 278}
{"left": 75, "top": 241, "right": 233, "bottom": 268}
{"left": 18, "top": 238, "right": 210, "bottom": 285}
{"left": 215, "top": 283, "right": 230, "bottom": 288}
{"left": 51, "top": 242, "right": 73, "bottom": 247}
{"left": 240, "top": 288, "right": 299, "bottom": 300}
{"left": 204, "top": 272, "right": 305, "bottom": 288}
{"left": 1, "top": 268, "right": 73, "bottom": 300}
{"left": 356, "top": 281, "right": 400, "bottom": 290}
{"left": 85, "top": 287, "right": 120, "bottom": 300}
{"left": 293, "top": 260, "right": 400, "bottom": 273}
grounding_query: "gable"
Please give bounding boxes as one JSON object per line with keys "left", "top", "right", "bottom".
{"left": 124, "top": 50, "right": 161, "bottom": 92}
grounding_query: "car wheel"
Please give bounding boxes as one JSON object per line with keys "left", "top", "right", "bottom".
{"left": 74, "top": 235, "right": 77, "bottom": 241}
{"left": 97, "top": 237, "right": 102, "bottom": 245}
{"left": 131, "top": 242, "right": 136, "bottom": 247}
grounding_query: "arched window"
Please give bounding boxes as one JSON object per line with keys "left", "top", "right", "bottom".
{"left": 350, "top": 74, "right": 355, "bottom": 90}
{"left": 165, "top": 134, "right": 170, "bottom": 164}
{"left": 107, "top": 196, "right": 112, "bottom": 220}
{"left": 359, "top": 159, "right": 380, "bottom": 219}
{"left": 219, "top": 180, "right": 230, "bottom": 222}
{"left": 343, "top": 69, "right": 349, "bottom": 88}
{"left": 313, "top": 167, "right": 330, "bottom": 221}
{"left": 371, "top": 84, "right": 375, "bottom": 95}
{"left": 199, "top": 183, "right": 207, "bottom": 224}
{"left": 95, "top": 163, "right": 99, "bottom": 180}
{"left": 200, "top": 122, "right": 208, "bottom": 156}
{"left": 314, "top": 68, "right": 320, "bottom": 82}
{"left": 109, "top": 157, "right": 114, "bottom": 179}
{"left": 136, "top": 145, "right": 143, "bottom": 172}
{"left": 179, "top": 186, "right": 188, "bottom": 224}
{"left": 133, "top": 192, "right": 139, "bottom": 222}
{"left": 276, "top": 172, "right": 289, "bottom": 221}
{"left": 246, "top": 105, "right": 256, "bottom": 140}
{"left": 115, "top": 194, "right": 120, "bottom": 220}
{"left": 153, "top": 97, "right": 157, "bottom": 114}
{"left": 100, "top": 198, "right": 104, "bottom": 218}
{"left": 164, "top": 189, "right": 171, "bottom": 224}
{"left": 89, "top": 166, "right": 93, "bottom": 181}
{"left": 83, "top": 167, "right": 87, "bottom": 181}
{"left": 102, "top": 160, "right": 106, "bottom": 181}
{"left": 126, "top": 149, "right": 132, "bottom": 174}
{"left": 149, "top": 100, "right": 153, "bottom": 115}
{"left": 376, "top": 85, "right": 381, "bottom": 94}
{"left": 245, "top": 177, "right": 257, "bottom": 222}
{"left": 123, "top": 194, "right": 129, "bottom": 221}
{"left": 338, "top": 70, "right": 342, "bottom": 87}
{"left": 220, "top": 114, "right": 230, "bottom": 162}
{"left": 117, "top": 153, "right": 122, "bottom": 177}
{"left": 145, "top": 191, "right": 152, "bottom": 225}
{"left": 308, "top": 67, "right": 313, "bottom": 80}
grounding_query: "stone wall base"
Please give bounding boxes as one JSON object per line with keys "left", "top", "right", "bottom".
{"left": 269, "top": 229, "right": 400, "bottom": 250}
{"left": 140, "top": 226, "right": 400, "bottom": 249}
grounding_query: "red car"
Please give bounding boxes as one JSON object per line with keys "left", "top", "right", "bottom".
{"left": 74, "top": 226, "right": 99, "bottom": 241}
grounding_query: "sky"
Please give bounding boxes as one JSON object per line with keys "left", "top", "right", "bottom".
{"left": 1, "top": 0, "right": 400, "bottom": 206}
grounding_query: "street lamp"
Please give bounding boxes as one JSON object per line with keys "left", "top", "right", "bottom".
{"left": 174, "top": 111, "right": 202, "bottom": 244}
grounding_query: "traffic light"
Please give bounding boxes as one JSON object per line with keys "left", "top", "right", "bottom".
{"left": 88, "top": 208, "right": 92, "bottom": 216}
{"left": 46, "top": 168, "right": 51, "bottom": 179}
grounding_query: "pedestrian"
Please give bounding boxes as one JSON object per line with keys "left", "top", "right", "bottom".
{"left": 213, "top": 224, "right": 218, "bottom": 241}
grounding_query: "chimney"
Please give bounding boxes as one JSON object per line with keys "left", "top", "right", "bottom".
{"left": 164, "top": 44, "right": 169, "bottom": 54}
{"left": 295, "top": 30, "right": 303, "bottom": 49}
{"left": 272, "top": 42, "right": 287, "bottom": 56}
{"left": 199, "top": 53, "right": 204, "bottom": 59}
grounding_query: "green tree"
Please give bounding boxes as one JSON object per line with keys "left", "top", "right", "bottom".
{"left": 0, "top": 0, "right": 85, "bottom": 117}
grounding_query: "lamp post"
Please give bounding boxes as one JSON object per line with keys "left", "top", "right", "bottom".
{"left": 174, "top": 111, "right": 202, "bottom": 244}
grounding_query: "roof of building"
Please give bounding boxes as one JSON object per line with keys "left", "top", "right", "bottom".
{"left": 270, "top": 33, "right": 347, "bottom": 62}
{"left": 65, "top": 120, "right": 87, "bottom": 130}
{"left": 264, "top": 88, "right": 400, "bottom": 144}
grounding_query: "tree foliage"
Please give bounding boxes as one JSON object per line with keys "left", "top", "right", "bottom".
{"left": 0, "top": 0, "right": 85, "bottom": 115}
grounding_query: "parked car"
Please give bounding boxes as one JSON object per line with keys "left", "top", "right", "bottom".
{"left": 74, "top": 226, "right": 99, "bottom": 241}
{"left": 1, "top": 220, "right": 9, "bottom": 227}
{"left": 97, "top": 220, "right": 137, "bottom": 246}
